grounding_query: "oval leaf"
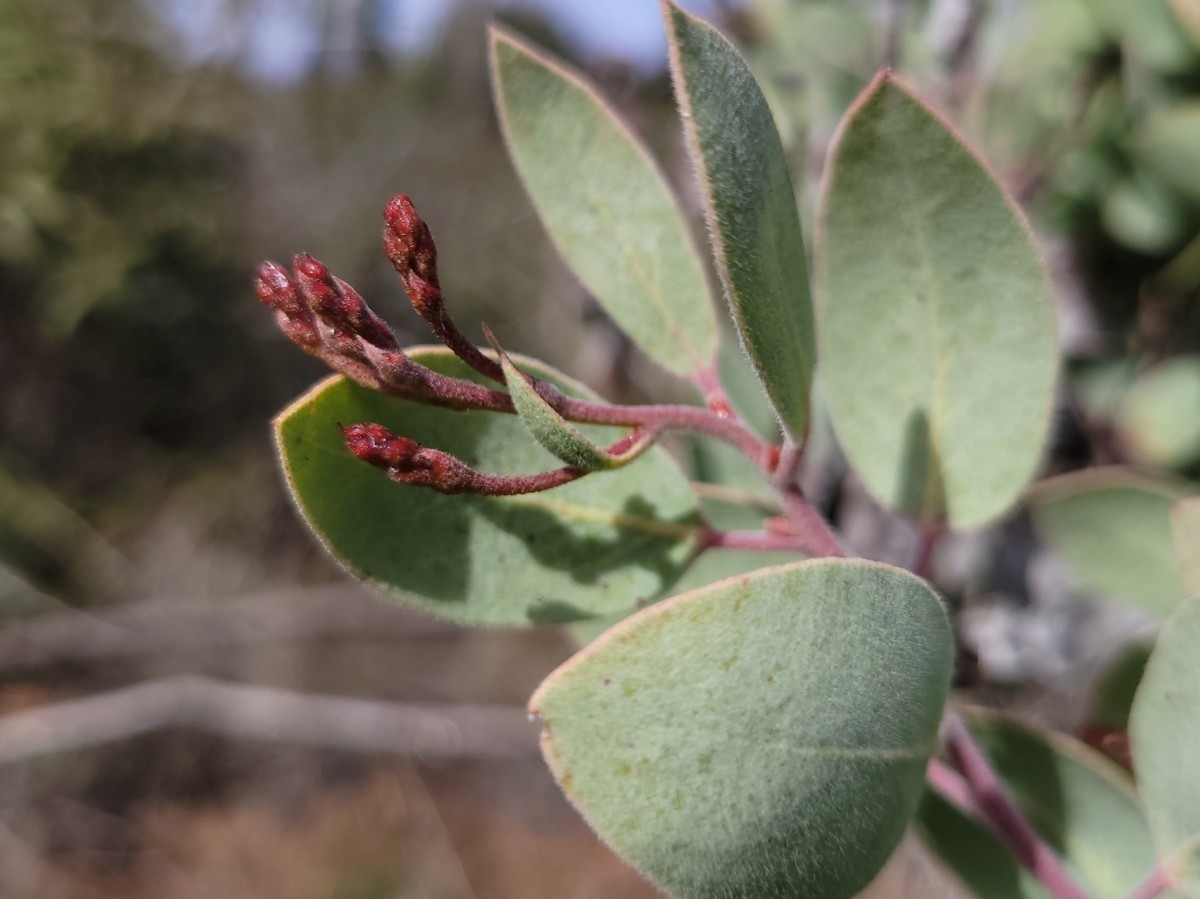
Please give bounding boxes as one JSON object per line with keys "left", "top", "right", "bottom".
{"left": 815, "top": 72, "right": 1058, "bottom": 529}
{"left": 1029, "top": 469, "right": 1192, "bottom": 618}
{"left": 532, "top": 559, "right": 953, "bottom": 899}
{"left": 665, "top": 2, "right": 816, "bottom": 442}
{"left": 274, "top": 347, "right": 702, "bottom": 626}
{"left": 492, "top": 337, "right": 651, "bottom": 472}
{"left": 1130, "top": 596, "right": 1200, "bottom": 894}
{"left": 490, "top": 26, "right": 718, "bottom": 378}
{"left": 1172, "top": 497, "right": 1200, "bottom": 597}
{"left": 1115, "top": 356, "right": 1200, "bottom": 471}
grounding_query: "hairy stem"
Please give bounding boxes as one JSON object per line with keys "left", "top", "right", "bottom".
{"left": 780, "top": 489, "right": 845, "bottom": 557}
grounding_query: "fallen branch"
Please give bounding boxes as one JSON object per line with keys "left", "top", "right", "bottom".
{"left": 0, "top": 586, "right": 454, "bottom": 674}
{"left": 0, "top": 676, "right": 533, "bottom": 765}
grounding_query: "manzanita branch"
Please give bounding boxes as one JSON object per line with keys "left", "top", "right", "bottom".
{"left": 941, "top": 710, "right": 1093, "bottom": 899}
{"left": 698, "top": 527, "right": 809, "bottom": 554}
{"left": 258, "top": 195, "right": 852, "bottom": 557}
{"left": 925, "top": 756, "right": 978, "bottom": 816}
{"left": 913, "top": 525, "right": 941, "bottom": 581}
{"left": 1125, "top": 866, "right": 1174, "bottom": 899}
{"left": 779, "top": 489, "right": 845, "bottom": 557}
{"left": 256, "top": 259, "right": 775, "bottom": 466}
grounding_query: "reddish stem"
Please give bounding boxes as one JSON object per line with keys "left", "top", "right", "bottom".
{"left": 942, "top": 711, "right": 1092, "bottom": 899}
{"left": 1125, "top": 867, "right": 1174, "bottom": 899}
{"left": 699, "top": 528, "right": 808, "bottom": 554}
{"left": 925, "top": 757, "right": 978, "bottom": 816}
{"left": 780, "top": 490, "right": 845, "bottom": 557}
{"left": 773, "top": 439, "right": 805, "bottom": 489}
{"left": 913, "top": 525, "right": 941, "bottom": 580}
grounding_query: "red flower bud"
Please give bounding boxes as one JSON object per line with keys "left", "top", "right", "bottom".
{"left": 383, "top": 194, "right": 439, "bottom": 287}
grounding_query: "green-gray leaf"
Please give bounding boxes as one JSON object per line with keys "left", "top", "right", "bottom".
{"left": 1089, "top": 643, "right": 1153, "bottom": 731}
{"left": 493, "top": 337, "right": 652, "bottom": 471}
{"left": 490, "top": 26, "right": 718, "bottom": 378}
{"left": 815, "top": 72, "right": 1058, "bottom": 529}
{"left": 1115, "top": 356, "right": 1200, "bottom": 471}
{"left": 1029, "top": 469, "right": 1192, "bottom": 618}
{"left": 274, "top": 348, "right": 702, "bottom": 626}
{"left": 533, "top": 559, "right": 953, "bottom": 899}
{"left": 1172, "top": 497, "right": 1200, "bottom": 597}
{"left": 1130, "top": 596, "right": 1200, "bottom": 895}
{"left": 665, "top": 2, "right": 816, "bottom": 442}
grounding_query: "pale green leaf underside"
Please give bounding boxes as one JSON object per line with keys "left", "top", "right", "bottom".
{"left": 274, "top": 348, "right": 702, "bottom": 626}
{"left": 533, "top": 559, "right": 953, "bottom": 899}
{"left": 1029, "top": 469, "right": 1192, "bottom": 618}
{"left": 815, "top": 73, "right": 1058, "bottom": 529}
{"left": 666, "top": 2, "right": 816, "bottom": 441}
{"left": 1172, "top": 497, "right": 1200, "bottom": 597}
{"left": 490, "top": 27, "right": 717, "bottom": 378}
{"left": 1131, "top": 597, "right": 1200, "bottom": 896}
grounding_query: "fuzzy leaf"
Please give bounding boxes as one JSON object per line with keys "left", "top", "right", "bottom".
{"left": 1172, "top": 497, "right": 1200, "bottom": 596}
{"left": 1130, "top": 597, "right": 1200, "bottom": 895}
{"left": 1029, "top": 469, "right": 1192, "bottom": 618}
{"left": 491, "top": 337, "right": 651, "bottom": 472}
{"left": 490, "top": 26, "right": 718, "bottom": 378}
{"left": 274, "top": 348, "right": 702, "bottom": 626}
{"left": 569, "top": 545, "right": 796, "bottom": 647}
{"left": 815, "top": 72, "right": 1058, "bottom": 529}
{"left": 665, "top": 2, "right": 816, "bottom": 442}
{"left": 533, "top": 559, "right": 952, "bottom": 899}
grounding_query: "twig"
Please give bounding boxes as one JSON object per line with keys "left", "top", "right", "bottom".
{"left": 1125, "top": 866, "right": 1174, "bottom": 899}
{"left": 780, "top": 489, "right": 846, "bottom": 557}
{"left": 699, "top": 528, "right": 808, "bottom": 554}
{"left": 941, "top": 710, "right": 1092, "bottom": 899}
{"left": 925, "top": 757, "right": 978, "bottom": 816}
{"left": 0, "top": 587, "right": 450, "bottom": 674}
{"left": 0, "top": 676, "right": 532, "bottom": 765}
{"left": 913, "top": 525, "right": 941, "bottom": 580}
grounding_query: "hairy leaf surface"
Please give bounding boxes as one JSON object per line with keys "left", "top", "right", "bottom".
{"left": 534, "top": 559, "right": 952, "bottom": 899}
{"left": 815, "top": 73, "right": 1058, "bottom": 529}
{"left": 491, "top": 27, "right": 718, "bottom": 378}
{"left": 665, "top": 2, "right": 816, "bottom": 441}
{"left": 275, "top": 348, "right": 701, "bottom": 626}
